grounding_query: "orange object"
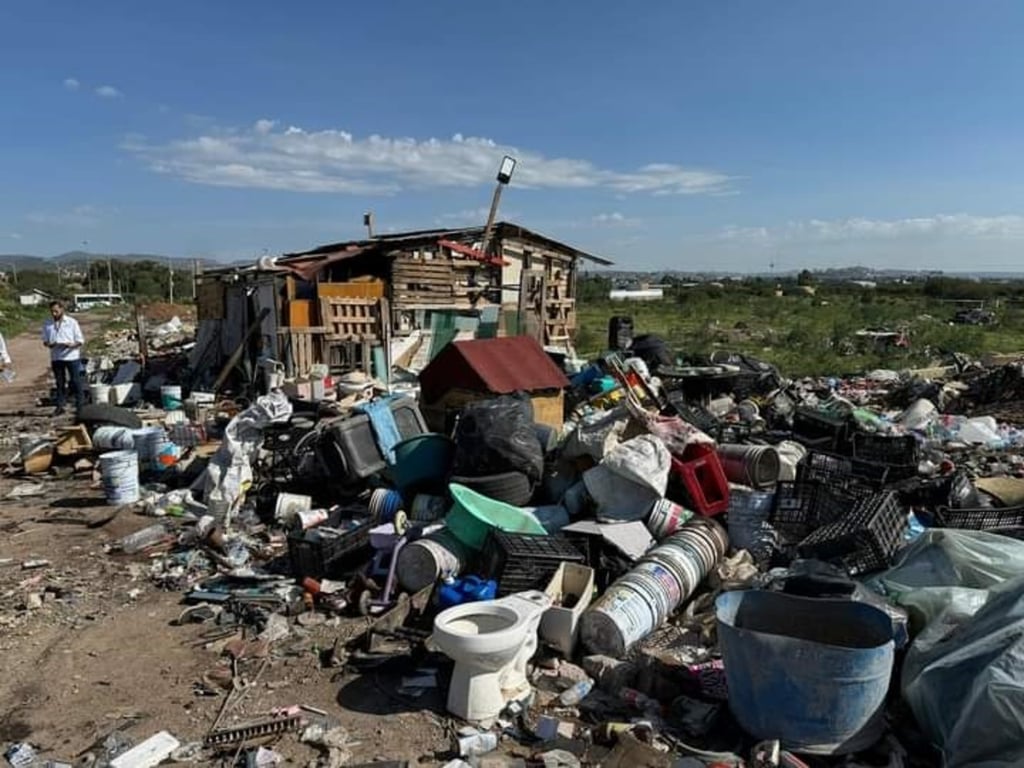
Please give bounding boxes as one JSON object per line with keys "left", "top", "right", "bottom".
{"left": 301, "top": 577, "right": 321, "bottom": 594}
{"left": 287, "top": 299, "right": 312, "bottom": 328}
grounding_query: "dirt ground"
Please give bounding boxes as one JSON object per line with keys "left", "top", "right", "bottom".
{"left": 0, "top": 325, "right": 452, "bottom": 765}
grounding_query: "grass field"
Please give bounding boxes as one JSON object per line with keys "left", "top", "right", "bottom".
{"left": 575, "top": 284, "right": 1024, "bottom": 377}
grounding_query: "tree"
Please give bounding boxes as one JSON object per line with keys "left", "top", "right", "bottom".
{"left": 797, "top": 269, "right": 815, "bottom": 286}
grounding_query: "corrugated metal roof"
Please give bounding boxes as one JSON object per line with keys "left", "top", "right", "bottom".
{"left": 418, "top": 336, "right": 570, "bottom": 403}
{"left": 278, "top": 221, "right": 614, "bottom": 266}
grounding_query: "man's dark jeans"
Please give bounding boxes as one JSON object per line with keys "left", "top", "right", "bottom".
{"left": 52, "top": 360, "right": 84, "bottom": 411}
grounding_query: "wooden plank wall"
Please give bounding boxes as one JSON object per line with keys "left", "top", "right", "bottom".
{"left": 502, "top": 238, "right": 577, "bottom": 345}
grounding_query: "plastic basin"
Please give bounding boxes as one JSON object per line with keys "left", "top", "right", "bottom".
{"left": 392, "top": 433, "right": 455, "bottom": 492}
{"left": 445, "top": 483, "right": 546, "bottom": 551}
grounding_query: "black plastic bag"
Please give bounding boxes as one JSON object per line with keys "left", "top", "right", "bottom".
{"left": 452, "top": 394, "right": 544, "bottom": 483}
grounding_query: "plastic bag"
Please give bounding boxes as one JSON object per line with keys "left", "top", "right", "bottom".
{"left": 451, "top": 394, "right": 543, "bottom": 482}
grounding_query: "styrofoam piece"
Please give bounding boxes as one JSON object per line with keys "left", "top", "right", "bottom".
{"left": 109, "top": 731, "right": 180, "bottom": 768}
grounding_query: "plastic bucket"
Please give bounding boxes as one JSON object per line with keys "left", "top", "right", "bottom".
{"left": 369, "top": 488, "right": 404, "bottom": 523}
{"left": 396, "top": 529, "right": 471, "bottom": 592}
{"left": 132, "top": 427, "right": 166, "bottom": 471}
{"left": 628, "top": 561, "right": 683, "bottom": 619}
{"left": 410, "top": 494, "right": 448, "bottom": 523}
{"left": 716, "top": 444, "right": 781, "bottom": 489}
{"left": 160, "top": 384, "right": 183, "bottom": 411}
{"left": 716, "top": 590, "right": 895, "bottom": 755}
{"left": 90, "top": 383, "right": 111, "bottom": 405}
{"left": 646, "top": 498, "right": 694, "bottom": 541}
{"left": 99, "top": 450, "right": 140, "bottom": 505}
{"left": 275, "top": 492, "right": 312, "bottom": 524}
{"left": 579, "top": 582, "right": 660, "bottom": 659}
{"left": 93, "top": 426, "right": 135, "bottom": 451}
{"left": 392, "top": 434, "right": 456, "bottom": 493}
{"left": 727, "top": 488, "right": 776, "bottom": 561}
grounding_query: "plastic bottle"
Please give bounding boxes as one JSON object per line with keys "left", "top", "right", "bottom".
{"left": 119, "top": 524, "right": 168, "bottom": 554}
{"left": 558, "top": 678, "right": 594, "bottom": 706}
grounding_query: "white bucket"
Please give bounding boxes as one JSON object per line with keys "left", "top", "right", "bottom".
{"left": 132, "top": 427, "right": 166, "bottom": 471}
{"left": 579, "top": 582, "right": 659, "bottom": 659}
{"left": 275, "top": 492, "right": 312, "bottom": 524}
{"left": 111, "top": 383, "right": 140, "bottom": 406}
{"left": 99, "top": 450, "right": 140, "bottom": 505}
{"left": 93, "top": 426, "right": 135, "bottom": 451}
{"left": 90, "top": 383, "right": 112, "bottom": 405}
{"left": 646, "top": 498, "right": 694, "bottom": 541}
{"left": 160, "top": 384, "right": 183, "bottom": 410}
{"left": 580, "top": 517, "right": 728, "bottom": 658}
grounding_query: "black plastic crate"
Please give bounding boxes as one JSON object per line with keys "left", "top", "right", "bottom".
{"left": 480, "top": 531, "right": 587, "bottom": 596}
{"left": 287, "top": 518, "right": 372, "bottom": 580}
{"left": 769, "top": 479, "right": 864, "bottom": 544}
{"left": 934, "top": 505, "right": 1024, "bottom": 531}
{"left": 851, "top": 433, "right": 919, "bottom": 483}
{"left": 665, "top": 392, "right": 721, "bottom": 439}
{"left": 799, "top": 451, "right": 891, "bottom": 489}
{"left": 797, "top": 491, "right": 907, "bottom": 576}
{"left": 791, "top": 408, "right": 852, "bottom": 453}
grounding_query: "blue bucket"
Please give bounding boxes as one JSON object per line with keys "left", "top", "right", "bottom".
{"left": 392, "top": 433, "right": 455, "bottom": 493}
{"left": 716, "top": 590, "right": 895, "bottom": 755}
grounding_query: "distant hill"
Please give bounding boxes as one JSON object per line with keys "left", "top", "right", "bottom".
{"left": 0, "top": 251, "right": 225, "bottom": 271}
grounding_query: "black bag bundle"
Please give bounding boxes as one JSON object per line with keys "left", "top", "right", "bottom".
{"left": 452, "top": 394, "right": 544, "bottom": 482}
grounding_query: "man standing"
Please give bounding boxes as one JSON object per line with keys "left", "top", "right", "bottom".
{"left": 42, "top": 301, "right": 85, "bottom": 415}
{"left": 0, "top": 330, "right": 12, "bottom": 382}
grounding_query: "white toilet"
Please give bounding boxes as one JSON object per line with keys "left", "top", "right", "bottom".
{"left": 432, "top": 590, "right": 553, "bottom": 722}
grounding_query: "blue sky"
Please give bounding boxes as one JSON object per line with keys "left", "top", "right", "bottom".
{"left": 4, "top": 0, "right": 1024, "bottom": 271}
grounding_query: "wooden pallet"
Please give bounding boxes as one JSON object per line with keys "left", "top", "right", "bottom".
{"left": 277, "top": 327, "right": 325, "bottom": 376}
{"left": 320, "top": 297, "right": 381, "bottom": 341}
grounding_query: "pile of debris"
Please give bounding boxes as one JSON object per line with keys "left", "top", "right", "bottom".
{"left": 8, "top": 323, "right": 1024, "bottom": 767}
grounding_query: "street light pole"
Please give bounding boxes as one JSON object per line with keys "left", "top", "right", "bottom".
{"left": 479, "top": 155, "right": 516, "bottom": 258}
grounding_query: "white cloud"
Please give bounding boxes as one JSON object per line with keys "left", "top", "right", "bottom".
{"left": 125, "top": 120, "right": 735, "bottom": 196}
{"left": 25, "top": 204, "right": 106, "bottom": 227}
{"left": 8, "top": 232, "right": 22, "bottom": 240}
{"left": 95, "top": 85, "right": 122, "bottom": 99}
{"left": 718, "top": 214, "right": 1024, "bottom": 245}
{"left": 63, "top": 77, "right": 80, "bottom": 91}
{"left": 592, "top": 211, "right": 641, "bottom": 227}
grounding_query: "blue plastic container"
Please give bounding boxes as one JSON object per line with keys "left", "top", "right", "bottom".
{"left": 391, "top": 433, "right": 456, "bottom": 493}
{"left": 437, "top": 575, "right": 498, "bottom": 609}
{"left": 715, "top": 590, "right": 895, "bottom": 755}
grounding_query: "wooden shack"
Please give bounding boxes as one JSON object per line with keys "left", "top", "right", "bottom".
{"left": 417, "top": 336, "right": 571, "bottom": 432}
{"left": 191, "top": 222, "right": 612, "bottom": 385}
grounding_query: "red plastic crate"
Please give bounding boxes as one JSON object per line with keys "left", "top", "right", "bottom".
{"left": 669, "top": 443, "right": 730, "bottom": 517}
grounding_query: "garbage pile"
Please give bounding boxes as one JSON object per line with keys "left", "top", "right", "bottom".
{"left": 10, "top": 325, "right": 1024, "bottom": 767}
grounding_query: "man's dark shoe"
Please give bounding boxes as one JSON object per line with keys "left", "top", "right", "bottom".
{"left": 52, "top": 407, "right": 65, "bottom": 417}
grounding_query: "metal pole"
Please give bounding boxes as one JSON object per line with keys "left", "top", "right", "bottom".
{"left": 107, "top": 258, "right": 113, "bottom": 296}
{"left": 478, "top": 181, "right": 504, "bottom": 257}
{"left": 169, "top": 259, "right": 174, "bottom": 303}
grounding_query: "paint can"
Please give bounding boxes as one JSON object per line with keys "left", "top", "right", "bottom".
{"left": 18, "top": 434, "right": 54, "bottom": 474}
{"left": 132, "top": 427, "right": 166, "bottom": 472}
{"left": 645, "top": 498, "right": 694, "bottom": 540}
{"left": 396, "top": 528, "right": 471, "bottom": 592}
{"left": 580, "top": 517, "right": 728, "bottom": 658}
{"left": 578, "top": 582, "right": 660, "bottom": 659}
{"left": 716, "top": 444, "right": 781, "bottom": 489}
{"left": 275, "top": 492, "right": 312, "bottom": 524}
{"left": 296, "top": 508, "right": 329, "bottom": 530}
{"left": 92, "top": 426, "right": 135, "bottom": 451}
{"left": 99, "top": 450, "right": 140, "bottom": 505}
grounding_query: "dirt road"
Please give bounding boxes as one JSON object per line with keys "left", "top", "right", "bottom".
{"left": 0, "top": 324, "right": 450, "bottom": 765}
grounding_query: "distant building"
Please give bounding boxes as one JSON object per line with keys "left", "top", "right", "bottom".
{"left": 609, "top": 287, "right": 664, "bottom": 301}
{"left": 18, "top": 288, "right": 52, "bottom": 307}
{"left": 850, "top": 280, "right": 877, "bottom": 289}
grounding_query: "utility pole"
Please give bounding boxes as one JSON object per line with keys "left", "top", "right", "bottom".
{"left": 168, "top": 259, "right": 175, "bottom": 303}
{"left": 82, "top": 240, "right": 90, "bottom": 291}
{"left": 363, "top": 212, "right": 375, "bottom": 238}
{"left": 192, "top": 259, "right": 199, "bottom": 300}
{"left": 107, "top": 257, "right": 113, "bottom": 296}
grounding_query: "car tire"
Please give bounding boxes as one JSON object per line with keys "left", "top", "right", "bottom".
{"left": 450, "top": 471, "right": 534, "bottom": 506}
{"left": 75, "top": 403, "right": 144, "bottom": 430}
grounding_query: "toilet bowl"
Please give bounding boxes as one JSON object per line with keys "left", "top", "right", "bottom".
{"left": 432, "top": 590, "right": 553, "bottom": 722}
